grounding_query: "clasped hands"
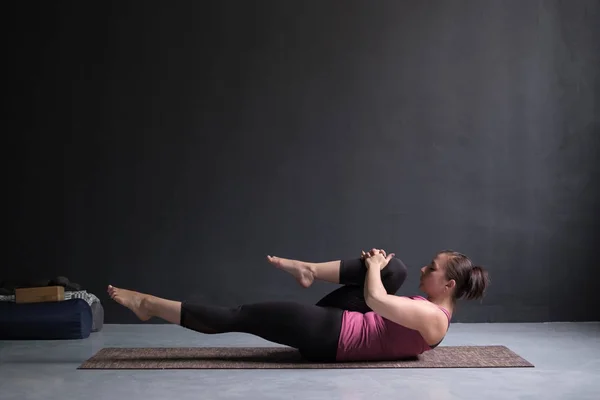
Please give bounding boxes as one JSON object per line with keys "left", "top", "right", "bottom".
{"left": 360, "top": 248, "right": 395, "bottom": 270}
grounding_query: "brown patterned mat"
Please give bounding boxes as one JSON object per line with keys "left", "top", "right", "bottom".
{"left": 78, "top": 345, "right": 534, "bottom": 369}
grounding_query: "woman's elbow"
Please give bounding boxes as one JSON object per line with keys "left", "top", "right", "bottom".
{"left": 365, "top": 293, "right": 386, "bottom": 310}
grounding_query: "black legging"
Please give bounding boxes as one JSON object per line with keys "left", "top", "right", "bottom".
{"left": 180, "top": 257, "right": 408, "bottom": 361}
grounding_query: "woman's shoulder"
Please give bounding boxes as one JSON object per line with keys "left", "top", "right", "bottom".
{"left": 405, "top": 295, "right": 451, "bottom": 320}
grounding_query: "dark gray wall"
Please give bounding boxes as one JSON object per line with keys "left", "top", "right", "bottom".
{"left": 6, "top": 1, "right": 600, "bottom": 323}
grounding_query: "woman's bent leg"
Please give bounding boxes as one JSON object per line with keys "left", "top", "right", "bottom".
{"left": 315, "top": 257, "right": 408, "bottom": 312}
{"left": 338, "top": 257, "right": 408, "bottom": 290}
{"left": 267, "top": 256, "right": 340, "bottom": 287}
{"left": 267, "top": 255, "right": 407, "bottom": 290}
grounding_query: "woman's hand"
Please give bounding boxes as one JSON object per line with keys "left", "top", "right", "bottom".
{"left": 362, "top": 249, "right": 395, "bottom": 270}
{"left": 361, "top": 248, "right": 388, "bottom": 260}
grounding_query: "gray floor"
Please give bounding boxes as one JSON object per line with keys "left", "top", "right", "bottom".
{"left": 1, "top": 322, "right": 599, "bottom": 400}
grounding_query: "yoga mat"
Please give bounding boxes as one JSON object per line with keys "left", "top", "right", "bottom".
{"left": 78, "top": 345, "right": 534, "bottom": 369}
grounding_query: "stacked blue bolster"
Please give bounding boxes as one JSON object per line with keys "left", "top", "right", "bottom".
{"left": 0, "top": 298, "right": 93, "bottom": 340}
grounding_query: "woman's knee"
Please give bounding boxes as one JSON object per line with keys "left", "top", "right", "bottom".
{"left": 382, "top": 257, "right": 408, "bottom": 293}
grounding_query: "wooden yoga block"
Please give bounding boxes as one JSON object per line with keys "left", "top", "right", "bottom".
{"left": 15, "top": 286, "right": 65, "bottom": 304}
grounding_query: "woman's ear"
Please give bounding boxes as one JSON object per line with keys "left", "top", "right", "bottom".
{"left": 446, "top": 279, "right": 456, "bottom": 290}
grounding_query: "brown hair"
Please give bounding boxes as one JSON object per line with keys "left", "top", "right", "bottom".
{"left": 439, "top": 250, "right": 489, "bottom": 301}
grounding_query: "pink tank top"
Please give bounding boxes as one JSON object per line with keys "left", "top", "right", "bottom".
{"left": 335, "top": 296, "right": 451, "bottom": 361}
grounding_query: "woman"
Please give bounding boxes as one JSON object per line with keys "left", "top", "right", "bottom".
{"left": 108, "top": 248, "right": 489, "bottom": 362}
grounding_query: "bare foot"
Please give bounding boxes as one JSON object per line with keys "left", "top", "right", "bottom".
{"left": 107, "top": 285, "right": 152, "bottom": 321}
{"left": 267, "top": 255, "right": 315, "bottom": 288}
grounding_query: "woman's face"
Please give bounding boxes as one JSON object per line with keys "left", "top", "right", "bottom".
{"left": 419, "top": 253, "right": 452, "bottom": 297}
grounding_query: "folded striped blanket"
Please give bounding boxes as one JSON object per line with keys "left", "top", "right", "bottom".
{"left": 0, "top": 290, "right": 101, "bottom": 307}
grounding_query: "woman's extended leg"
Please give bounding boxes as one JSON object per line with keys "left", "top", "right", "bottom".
{"left": 108, "top": 285, "right": 181, "bottom": 323}
{"left": 268, "top": 255, "right": 408, "bottom": 313}
{"left": 107, "top": 285, "right": 343, "bottom": 362}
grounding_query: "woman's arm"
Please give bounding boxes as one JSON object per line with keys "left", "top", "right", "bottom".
{"left": 364, "top": 263, "right": 446, "bottom": 342}
{"left": 364, "top": 262, "right": 387, "bottom": 299}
